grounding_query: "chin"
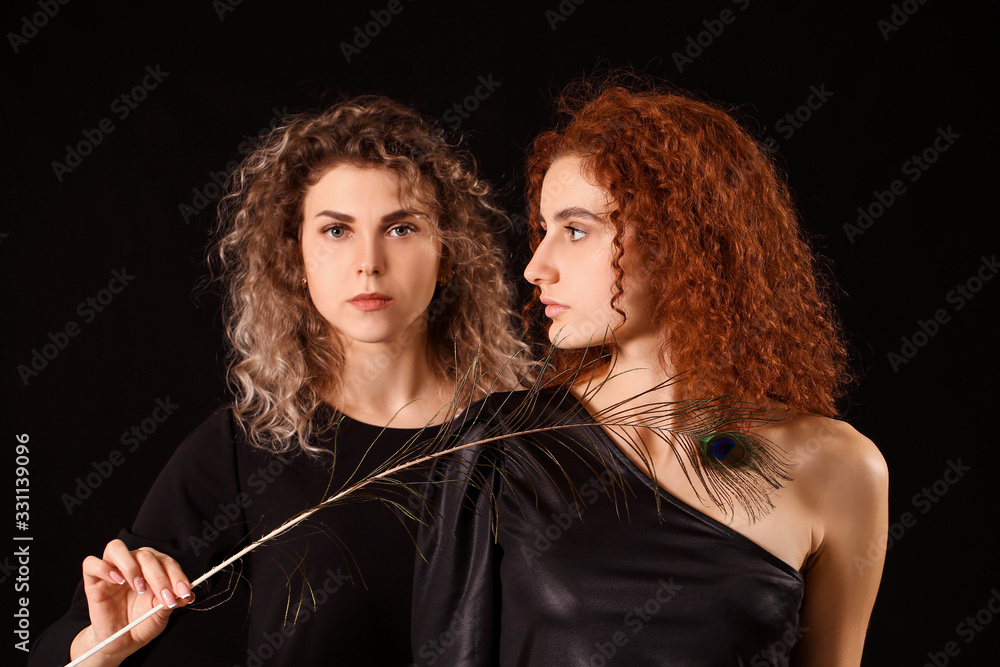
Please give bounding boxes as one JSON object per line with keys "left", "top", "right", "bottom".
{"left": 549, "top": 327, "right": 615, "bottom": 352}
{"left": 364, "top": 329, "right": 405, "bottom": 344}
{"left": 548, "top": 327, "right": 584, "bottom": 350}
{"left": 333, "top": 323, "right": 400, "bottom": 345}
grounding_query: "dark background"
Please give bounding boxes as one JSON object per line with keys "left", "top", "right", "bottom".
{"left": 5, "top": 1, "right": 996, "bottom": 665}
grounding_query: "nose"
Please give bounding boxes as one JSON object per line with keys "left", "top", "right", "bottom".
{"left": 523, "top": 232, "right": 556, "bottom": 285}
{"left": 357, "top": 234, "right": 385, "bottom": 276}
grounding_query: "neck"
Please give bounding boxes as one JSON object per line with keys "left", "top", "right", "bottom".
{"left": 570, "top": 335, "right": 689, "bottom": 480}
{"left": 330, "top": 320, "right": 454, "bottom": 428}
{"left": 572, "top": 335, "right": 680, "bottom": 421}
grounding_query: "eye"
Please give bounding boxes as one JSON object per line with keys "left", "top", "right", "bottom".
{"left": 323, "top": 225, "right": 348, "bottom": 239}
{"left": 388, "top": 223, "right": 417, "bottom": 237}
{"left": 565, "top": 226, "right": 587, "bottom": 242}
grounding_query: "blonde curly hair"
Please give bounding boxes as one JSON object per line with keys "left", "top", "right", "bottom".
{"left": 213, "top": 95, "right": 530, "bottom": 456}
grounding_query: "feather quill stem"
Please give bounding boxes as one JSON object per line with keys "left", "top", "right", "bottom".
{"left": 64, "top": 358, "right": 788, "bottom": 666}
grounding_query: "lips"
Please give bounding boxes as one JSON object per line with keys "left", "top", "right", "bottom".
{"left": 540, "top": 296, "right": 568, "bottom": 318}
{"left": 348, "top": 292, "right": 394, "bottom": 312}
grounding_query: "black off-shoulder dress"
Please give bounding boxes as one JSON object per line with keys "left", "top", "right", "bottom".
{"left": 412, "top": 389, "right": 804, "bottom": 667}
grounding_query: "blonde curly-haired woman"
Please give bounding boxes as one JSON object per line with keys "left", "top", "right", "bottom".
{"left": 31, "top": 96, "right": 530, "bottom": 667}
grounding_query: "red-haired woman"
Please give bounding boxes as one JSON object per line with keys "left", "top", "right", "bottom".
{"left": 413, "top": 86, "right": 888, "bottom": 666}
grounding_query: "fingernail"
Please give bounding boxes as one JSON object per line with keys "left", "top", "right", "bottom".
{"left": 134, "top": 577, "right": 147, "bottom": 594}
{"left": 161, "top": 588, "right": 178, "bottom": 608}
{"left": 109, "top": 570, "right": 126, "bottom": 585}
{"left": 176, "top": 581, "right": 192, "bottom": 599}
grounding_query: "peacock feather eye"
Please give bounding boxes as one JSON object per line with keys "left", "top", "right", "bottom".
{"left": 703, "top": 433, "right": 747, "bottom": 466}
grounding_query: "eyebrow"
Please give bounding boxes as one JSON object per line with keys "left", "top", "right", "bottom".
{"left": 313, "top": 209, "right": 413, "bottom": 223}
{"left": 546, "top": 206, "right": 606, "bottom": 223}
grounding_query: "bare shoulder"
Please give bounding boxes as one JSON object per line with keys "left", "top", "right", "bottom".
{"left": 761, "top": 413, "right": 888, "bottom": 507}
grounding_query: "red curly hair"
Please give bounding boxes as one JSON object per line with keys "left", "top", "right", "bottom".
{"left": 525, "top": 85, "right": 850, "bottom": 417}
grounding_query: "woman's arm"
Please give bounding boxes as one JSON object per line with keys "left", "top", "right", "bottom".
{"left": 791, "top": 420, "right": 889, "bottom": 666}
{"left": 29, "top": 408, "right": 247, "bottom": 666}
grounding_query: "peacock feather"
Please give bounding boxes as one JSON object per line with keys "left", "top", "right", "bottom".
{"left": 64, "top": 343, "right": 792, "bottom": 666}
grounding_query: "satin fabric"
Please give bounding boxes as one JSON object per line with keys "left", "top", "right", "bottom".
{"left": 412, "top": 389, "right": 804, "bottom": 666}
{"left": 32, "top": 407, "right": 429, "bottom": 666}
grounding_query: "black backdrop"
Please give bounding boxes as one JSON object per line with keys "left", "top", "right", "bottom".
{"left": 5, "top": 1, "right": 997, "bottom": 665}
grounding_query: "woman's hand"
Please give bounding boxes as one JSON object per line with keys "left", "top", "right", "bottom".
{"left": 69, "top": 539, "right": 194, "bottom": 666}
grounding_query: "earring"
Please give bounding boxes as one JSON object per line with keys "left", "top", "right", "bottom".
{"left": 301, "top": 277, "right": 308, "bottom": 286}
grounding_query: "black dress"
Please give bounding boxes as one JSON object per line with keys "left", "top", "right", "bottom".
{"left": 412, "top": 389, "right": 805, "bottom": 667}
{"left": 30, "top": 406, "right": 432, "bottom": 666}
